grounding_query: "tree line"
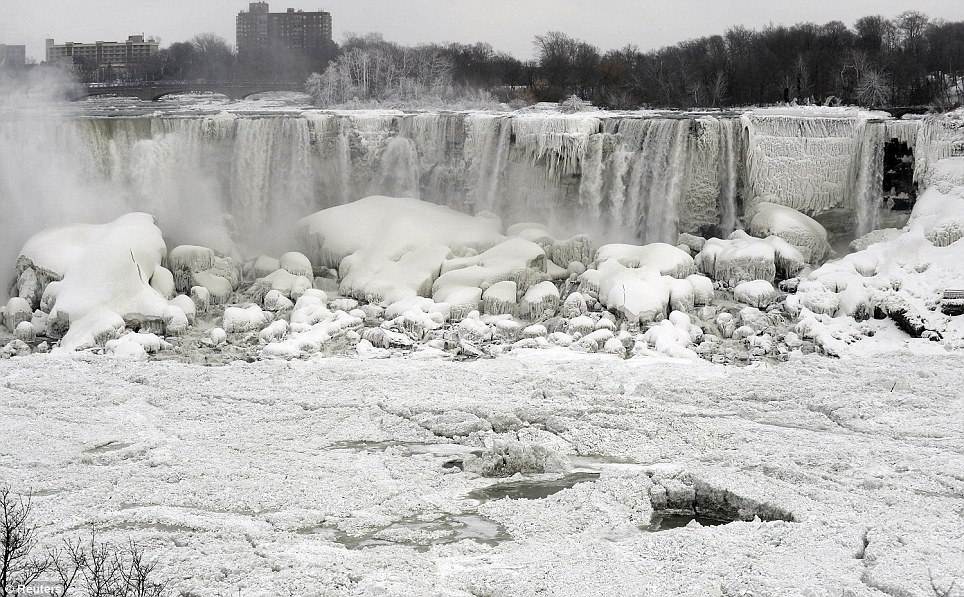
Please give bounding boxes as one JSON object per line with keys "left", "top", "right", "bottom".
{"left": 528, "top": 11, "right": 963, "bottom": 109}
{"left": 304, "top": 11, "right": 963, "bottom": 109}
{"left": 72, "top": 10, "right": 963, "bottom": 109}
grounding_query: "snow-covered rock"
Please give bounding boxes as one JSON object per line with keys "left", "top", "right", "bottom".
{"left": 595, "top": 243, "right": 695, "bottom": 278}
{"left": 734, "top": 280, "right": 777, "bottom": 309}
{"left": 748, "top": 202, "right": 831, "bottom": 263}
{"left": 223, "top": 304, "right": 269, "bottom": 334}
{"left": 696, "top": 231, "right": 805, "bottom": 285}
{"left": 18, "top": 214, "right": 170, "bottom": 351}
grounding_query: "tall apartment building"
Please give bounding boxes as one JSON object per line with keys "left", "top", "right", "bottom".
{"left": 0, "top": 44, "right": 27, "bottom": 68}
{"left": 237, "top": 3, "right": 332, "bottom": 62}
{"left": 45, "top": 35, "right": 159, "bottom": 68}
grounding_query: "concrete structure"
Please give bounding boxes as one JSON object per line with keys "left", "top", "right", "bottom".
{"left": 0, "top": 44, "right": 26, "bottom": 68}
{"left": 237, "top": 3, "right": 332, "bottom": 62}
{"left": 46, "top": 35, "right": 159, "bottom": 69}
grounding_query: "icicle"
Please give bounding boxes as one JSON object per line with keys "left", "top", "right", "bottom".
{"left": 742, "top": 112, "right": 864, "bottom": 215}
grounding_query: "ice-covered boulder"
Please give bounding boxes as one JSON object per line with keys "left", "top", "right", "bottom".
{"left": 149, "top": 265, "right": 176, "bottom": 300}
{"left": 263, "top": 289, "right": 294, "bottom": 312}
{"left": 482, "top": 281, "right": 517, "bottom": 316}
{"left": 190, "top": 286, "right": 210, "bottom": 315}
{"left": 168, "top": 245, "right": 215, "bottom": 292}
{"left": 17, "top": 214, "right": 170, "bottom": 351}
{"left": 595, "top": 243, "right": 695, "bottom": 278}
{"left": 581, "top": 260, "right": 670, "bottom": 324}
{"left": 223, "top": 304, "right": 269, "bottom": 334}
{"left": 14, "top": 321, "right": 35, "bottom": 342}
{"left": 696, "top": 231, "right": 805, "bottom": 285}
{"left": 4, "top": 297, "right": 32, "bottom": 332}
{"left": 636, "top": 311, "right": 699, "bottom": 359}
{"left": 251, "top": 255, "right": 281, "bottom": 279}
{"left": 279, "top": 251, "right": 313, "bottom": 277}
{"left": 519, "top": 281, "right": 560, "bottom": 320}
{"left": 734, "top": 280, "right": 777, "bottom": 308}
{"left": 252, "top": 269, "right": 312, "bottom": 303}
{"left": 748, "top": 202, "right": 831, "bottom": 263}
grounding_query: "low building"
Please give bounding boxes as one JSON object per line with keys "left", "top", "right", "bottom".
{"left": 0, "top": 44, "right": 27, "bottom": 68}
{"left": 45, "top": 35, "right": 159, "bottom": 70}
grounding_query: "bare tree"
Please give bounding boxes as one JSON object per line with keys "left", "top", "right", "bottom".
{"left": 1, "top": 487, "right": 50, "bottom": 597}
{"left": 856, "top": 69, "right": 892, "bottom": 107}
{"left": 2, "top": 485, "right": 168, "bottom": 597}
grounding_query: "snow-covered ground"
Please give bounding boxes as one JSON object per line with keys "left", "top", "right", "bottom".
{"left": 1, "top": 348, "right": 961, "bottom": 596}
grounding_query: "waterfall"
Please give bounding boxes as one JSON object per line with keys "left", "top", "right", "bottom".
{"left": 718, "top": 118, "right": 741, "bottom": 234}
{"left": 618, "top": 118, "right": 690, "bottom": 243}
{"left": 466, "top": 114, "right": 512, "bottom": 215}
{"left": 374, "top": 136, "right": 421, "bottom": 199}
{"left": 2, "top": 107, "right": 918, "bottom": 289}
{"left": 853, "top": 122, "right": 886, "bottom": 236}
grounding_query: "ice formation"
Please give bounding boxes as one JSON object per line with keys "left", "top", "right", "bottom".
{"left": 4, "top": 106, "right": 964, "bottom": 363}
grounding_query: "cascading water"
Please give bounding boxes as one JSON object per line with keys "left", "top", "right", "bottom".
{"left": 853, "top": 121, "right": 886, "bottom": 236}
{"left": 718, "top": 118, "right": 742, "bottom": 234}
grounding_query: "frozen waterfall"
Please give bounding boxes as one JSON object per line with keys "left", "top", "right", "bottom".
{"left": 1, "top": 107, "right": 930, "bottom": 281}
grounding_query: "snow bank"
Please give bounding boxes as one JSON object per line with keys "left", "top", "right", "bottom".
{"left": 795, "top": 157, "right": 964, "bottom": 347}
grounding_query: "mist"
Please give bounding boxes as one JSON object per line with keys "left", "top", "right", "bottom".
{"left": 0, "top": 71, "right": 240, "bottom": 301}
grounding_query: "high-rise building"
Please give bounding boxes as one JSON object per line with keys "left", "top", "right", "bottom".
{"left": 237, "top": 3, "right": 332, "bottom": 63}
{"left": 45, "top": 35, "right": 159, "bottom": 69}
{"left": 0, "top": 44, "right": 27, "bottom": 69}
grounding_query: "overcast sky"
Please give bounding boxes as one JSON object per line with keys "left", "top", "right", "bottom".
{"left": 4, "top": 0, "right": 964, "bottom": 62}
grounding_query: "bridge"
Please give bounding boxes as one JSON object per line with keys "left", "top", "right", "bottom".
{"left": 79, "top": 81, "right": 305, "bottom": 102}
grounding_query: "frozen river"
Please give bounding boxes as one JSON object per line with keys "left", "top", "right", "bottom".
{"left": 2, "top": 347, "right": 961, "bottom": 596}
